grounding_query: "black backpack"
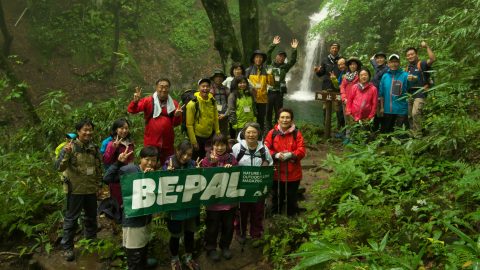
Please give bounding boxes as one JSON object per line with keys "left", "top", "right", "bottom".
{"left": 236, "top": 144, "right": 268, "bottom": 164}
{"left": 180, "top": 89, "right": 216, "bottom": 134}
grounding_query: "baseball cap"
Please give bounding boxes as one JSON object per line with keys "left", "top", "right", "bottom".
{"left": 197, "top": 78, "right": 211, "bottom": 85}
{"left": 65, "top": 133, "right": 77, "bottom": 139}
{"left": 388, "top": 54, "right": 400, "bottom": 61}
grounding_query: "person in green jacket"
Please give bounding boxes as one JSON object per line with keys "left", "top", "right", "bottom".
{"left": 227, "top": 76, "right": 257, "bottom": 136}
{"left": 55, "top": 118, "right": 103, "bottom": 262}
{"left": 266, "top": 35, "right": 299, "bottom": 130}
{"left": 186, "top": 78, "right": 220, "bottom": 160}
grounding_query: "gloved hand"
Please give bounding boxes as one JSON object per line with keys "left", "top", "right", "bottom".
{"left": 282, "top": 152, "right": 293, "bottom": 161}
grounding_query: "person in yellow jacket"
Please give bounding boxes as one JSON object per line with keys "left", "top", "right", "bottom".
{"left": 246, "top": 50, "right": 275, "bottom": 135}
{"left": 186, "top": 78, "right": 220, "bottom": 160}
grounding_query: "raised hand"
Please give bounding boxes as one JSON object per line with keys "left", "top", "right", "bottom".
{"left": 329, "top": 71, "right": 336, "bottom": 79}
{"left": 314, "top": 65, "right": 322, "bottom": 73}
{"left": 133, "top": 86, "right": 142, "bottom": 102}
{"left": 167, "top": 157, "right": 174, "bottom": 171}
{"left": 291, "top": 38, "right": 299, "bottom": 49}
{"left": 196, "top": 157, "right": 203, "bottom": 168}
{"left": 273, "top": 35, "right": 281, "bottom": 45}
{"left": 420, "top": 41, "right": 427, "bottom": 48}
{"left": 64, "top": 140, "right": 73, "bottom": 153}
{"left": 112, "top": 135, "right": 123, "bottom": 148}
{"left": 118, "top": 147, "right": 133, "bottom": 163}
{"left": 210, "top": 151, "right": 218, "bottom": 163}
{"left": 174, "top": 103, "right": 185, "bottom": 117}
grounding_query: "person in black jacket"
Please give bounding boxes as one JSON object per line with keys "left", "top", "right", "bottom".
{"left": 314, "top": 42, "right": 342, "bottom": 130}
{"left": 104, "top": 146, "right": 158, "bottom": 270}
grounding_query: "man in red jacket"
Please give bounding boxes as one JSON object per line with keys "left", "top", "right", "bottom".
{"left": 128, "top": 78, "right": 183, "bottom": 165}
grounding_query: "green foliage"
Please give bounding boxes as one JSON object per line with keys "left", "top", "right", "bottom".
{"left": 78, "top": 238, "right": 125, "bottom": 260}
{"left": 138, "top": 0, "right": 211, "bottom": 56}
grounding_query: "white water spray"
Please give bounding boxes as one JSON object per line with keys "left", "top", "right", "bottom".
{"left": 287, "top": 4, "right": 330, "bottom": 101}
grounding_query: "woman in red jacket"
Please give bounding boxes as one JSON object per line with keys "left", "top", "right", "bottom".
{"left": 264, "top": 108, "right": 306, "bottom": 216}
{"left": 346, "top": 68, "right": 378, "bottom": 122}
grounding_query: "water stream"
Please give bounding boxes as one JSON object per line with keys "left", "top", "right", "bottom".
{"left": 283, "top": 4, "right": 331, "bottom": 124}
{"left": 287, "top": 4, "right": 330, "bottom": 101}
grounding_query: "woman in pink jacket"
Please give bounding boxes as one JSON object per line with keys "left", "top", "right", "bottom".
{"left": 103, "top": 118, "right": 135, "bottom": 208}
{"left": 346, "top": 68, "right": 378, "bottom": 122}
{"left": 340, "top": 57, "right": 362, "bottom": 106}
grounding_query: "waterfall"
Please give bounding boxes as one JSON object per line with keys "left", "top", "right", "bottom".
{"left": 287, "top": 4, "right": 330, "bottom": 101}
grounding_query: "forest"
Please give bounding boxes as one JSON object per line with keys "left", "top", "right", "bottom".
{"left": 0, "top": 0, "right": 479, "bottom": 269}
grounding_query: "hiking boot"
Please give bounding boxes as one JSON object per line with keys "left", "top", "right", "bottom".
{"left": 184, "top": 256, "right": 200, "bottom": 270}
{"left": 237, "top": 235, "right": 246, "bottom": 245}
{"left": 221, "top": 248, "right": 233, "bottom": 260}
{"left": 147, "top": 257, "right": 158, "bottom": 268}
{"left": 64, "top": 249, "right": 75, "bottom": 261}
{"left": 171, "top": 258, "right": 182, "bottom": 270}
{"left": 207, "top": 249, "right": 220, "bottom": 262}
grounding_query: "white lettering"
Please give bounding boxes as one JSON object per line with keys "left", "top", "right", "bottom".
{"left": 226, "top": 172, "right": 245, "bottom": 198}
{"left": 156, "top": 176, "right": 179, "bottom": 205}
{"left": 182, "top": 175, "right": 207, "bottom": 202}
{"left": 200, "top": 173, "right": 229, "bottom": 200}
{"left": 132, "top": 178, "right": 156, "bottom": 210}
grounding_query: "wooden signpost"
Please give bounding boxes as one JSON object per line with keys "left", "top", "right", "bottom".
{"left": 315, "top": 91, "right": 342, "bottom": 138}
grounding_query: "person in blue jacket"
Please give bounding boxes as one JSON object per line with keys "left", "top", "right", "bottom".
{"left": 379, "top": 54, "right": 409, "bottom": 133}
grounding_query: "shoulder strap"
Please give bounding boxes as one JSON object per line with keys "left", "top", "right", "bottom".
{"left": 258, "top": 147, "right": 267, "bottom": 163}
{"left": 271, "top": 129, "right": 297, "bottom": 142}
{"left": 236, "top": 145, "right": 247, "bottom": 161}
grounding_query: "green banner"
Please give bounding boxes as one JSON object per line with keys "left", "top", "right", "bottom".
{"left": 121, "top": 166, "right": 274, "bottom": 218}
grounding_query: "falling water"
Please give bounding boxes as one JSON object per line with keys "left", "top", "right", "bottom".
{"left": 287, "top": 4, "right": 330, "bottom": 101}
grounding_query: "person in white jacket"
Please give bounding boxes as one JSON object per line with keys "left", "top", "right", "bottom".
{"left": 231, "top": 122, "right": 273, "bottom": 247}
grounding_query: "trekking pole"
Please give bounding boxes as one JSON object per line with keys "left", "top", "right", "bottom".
{"left": 277, "top": 161, "right": 281, "bottom": 215}
{"left": 238, "top": 202, "right": 245, "bottom": 252}
{"left": 285, "top": 160, "right": 289, "bottom": 216}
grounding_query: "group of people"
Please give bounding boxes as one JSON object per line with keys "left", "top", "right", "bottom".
{"left": 54, "top": 35, "right": 435, "bottom": 270}
{"left": 315, "top": 41, "right": 436, "bottom": 138}
{"left": 54, "top": 36, "right": 305, "bottom": 270}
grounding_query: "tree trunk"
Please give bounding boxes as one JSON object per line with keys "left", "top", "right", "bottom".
{"left": 0, "top": 0, "right": 13, "bottom": 55}
{"left": 239, "top": 0, "right": 259, "bottom": 66}
{"left": 201, "top": 0, "right": 242, "bottom": 71}
{"left": 0, "top": 1, "right": 40, "bottom": 123}
{"left": 108, "top": 0, "right": 121, "bottom": 77}
{"left": 0, "top": 54, "right": 41, "bottom": 124}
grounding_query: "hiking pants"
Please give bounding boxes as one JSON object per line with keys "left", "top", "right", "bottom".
{"left": 381, "top": 114, "right": 408, "bottom": 133}
{"left": 125, "top": 246, "right": 147, "bottom": 270}
{"left": 266, "top": 91, "right": 283, "bottom": 131}
{"left": 204, "top": 208, "right": 235, "bottom": 251}
{"left": 256, "top": 103, "right": 267, "bottom": 135}
{"left": 271, "top": 180, "right": 300, "bottom": 216}
{"left": 193, "top": 135, "right": 211, "bottom": 161}
{"left": 408, "top": 97, "right": 426, "bottom": 136}
{"left": 61, "top": 193, "right": 97, "bottom": 250}
{"left": 236, "top": 200, "right": 264, "bottom": 239}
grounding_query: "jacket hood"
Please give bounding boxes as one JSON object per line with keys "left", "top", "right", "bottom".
{"left": 236, "top": 130, "right": 264, "bottom": 150}
{"left": 194, "top": 91, "right": 214, "bottom": 101}
{"left": 250, "top": 50, "right": 267, "bottom": 64}
{"left": 274, "top": 123, "right": 296, "bottom": 134}
{"left": 387, "top": 68, "right": 403, "bottom": 75}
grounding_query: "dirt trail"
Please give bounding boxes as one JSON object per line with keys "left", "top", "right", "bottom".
{"left": 23, "top": 144, "right": 341, "bottom": 270}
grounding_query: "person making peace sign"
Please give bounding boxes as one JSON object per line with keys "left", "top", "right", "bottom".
{"left": 128, "top": 78, "right": 183, "bottom": 166}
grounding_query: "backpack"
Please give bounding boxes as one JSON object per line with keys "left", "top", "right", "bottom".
{"left": 270, "top": 128, "right": 298, "bottom": 142}
{"left": 405, "top": 61, "right": 434, "bottom": 88}
{"left": 236, "top": 144, "right": 267, "bottom": 164}
{"left": 180, "top": 89, "right": 216, "bottom": 134}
